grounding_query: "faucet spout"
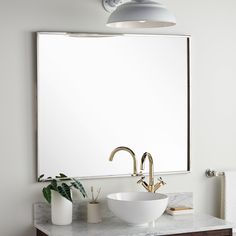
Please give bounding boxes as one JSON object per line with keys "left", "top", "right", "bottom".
{"left": 109, "top": 146, "right": 138, "bottom": 176}
{"left": 140, "top": 152, "right": 154, "bottom": 187}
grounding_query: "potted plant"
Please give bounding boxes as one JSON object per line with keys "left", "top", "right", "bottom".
{"left": 38, "top": 173, "right": 87, "bottom": 225}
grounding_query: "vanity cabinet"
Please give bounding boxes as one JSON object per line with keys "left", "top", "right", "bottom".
{"left": 37, "top": 230, "right": 47, "bottom": 236}
{"left": 36, "top": 228, "right": 232, "bottom": 236}
{"left": 168, "top": 229, "right": 232, "bottom": 235}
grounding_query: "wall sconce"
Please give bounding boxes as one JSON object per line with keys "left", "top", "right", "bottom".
{"left": 102, "top": 0, "right": 176, "bottom": 28}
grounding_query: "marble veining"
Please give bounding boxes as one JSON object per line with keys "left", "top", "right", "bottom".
{"left": 35, "top": 214, "right": 232, "bottom": 236}
{"left": 34, "top": 192, "right": 193, "bottom": 225}
{"left": 34, "top": 192, "right": 233, "bottom": 236}
{"left": 167, "top": 192, "right": 193, "bottom": 208}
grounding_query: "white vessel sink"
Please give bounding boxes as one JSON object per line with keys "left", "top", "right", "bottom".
{"left": 107, "top": 192, "right": 168, "bottom": 225}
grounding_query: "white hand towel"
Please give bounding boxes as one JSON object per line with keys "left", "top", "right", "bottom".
{"left": 221, "top": 171, "right": 236, "bottom": 231}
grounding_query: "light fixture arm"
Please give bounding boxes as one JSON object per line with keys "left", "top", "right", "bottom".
{"left": 103, "top": 0, "right": 129, "bottom": 12}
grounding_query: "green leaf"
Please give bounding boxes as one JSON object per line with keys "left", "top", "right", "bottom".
{"left": 47, "top": 184, "right": 54, "bottom": 191}
{"left": 59, "top": 173, "right": 68, "bottom": 178}
{"left": 71, "top": 179, "right": 87, "bottom": 198}
{"left": 38, "top": 174, "right": 44, "bottom": 182}
{"left": 42, "top": 186, "right": 51, "bottom": 203}
{"left": 55, "top": 173, "right": 71, "bottom": 181}
{"left": 58, "top": 183, "right": 72, "bottom": 202}
{"left": 51, "top": 179, "right": 58, "bottom": 191}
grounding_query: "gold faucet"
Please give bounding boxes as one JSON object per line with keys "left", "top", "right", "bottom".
{"left": 137, "top": 152, "right": 166, "bottom": 192}
{"left": 109, "top": 146, "right": 138, "bottom": 176}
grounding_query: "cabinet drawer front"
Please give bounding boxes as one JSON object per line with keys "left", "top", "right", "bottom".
{"left": 37, "top": 229, "right": 48, "bottom": 236}
{"left": 205, "top": 229, "right": 232, "bottom": 236}
{"left": 168, "top": 228, "right": 232, "bottom": 236}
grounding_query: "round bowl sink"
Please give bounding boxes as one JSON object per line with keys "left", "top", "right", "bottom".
{"left": 107, "top": 192, "right": 168, "bottom": 225}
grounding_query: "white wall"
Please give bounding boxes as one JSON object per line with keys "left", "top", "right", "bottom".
{"left": 0, "top": 0, "right": 236, "bottom": 235}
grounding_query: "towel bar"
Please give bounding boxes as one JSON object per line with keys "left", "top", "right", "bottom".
{"left": 205, "top": 169, "right": 225, "bottom": 177}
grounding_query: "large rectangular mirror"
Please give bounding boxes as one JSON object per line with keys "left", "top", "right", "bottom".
{"left": 37, "top": 32, "right": 190, "bottom": 179}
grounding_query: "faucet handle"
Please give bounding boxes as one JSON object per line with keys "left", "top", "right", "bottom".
{"left": 157, "top": 177, "right": 166, "bottom": 185}
{"left": 154, "top": 177, "right": 166, "bottom": 192}
{"left": 137, "top": 176, "right": 145, "bottom": 184}
{"left": 137, "top": 176, "right": 149, "bottom": 191}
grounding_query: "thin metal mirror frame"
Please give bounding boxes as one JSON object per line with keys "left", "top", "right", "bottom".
{"left": 36, "top": 32, "right": 191, "bottom": 181}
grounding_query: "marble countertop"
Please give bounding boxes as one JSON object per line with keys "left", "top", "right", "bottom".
{"left": 35, "top": 213, "right": 233, "bottom": 236}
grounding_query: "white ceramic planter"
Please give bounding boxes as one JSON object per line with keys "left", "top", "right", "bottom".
{"left": 51, "top": 191, "right": 73, "bottom": 225}
{"left": 87, "top": 202, "right": 102, "bottom": 223}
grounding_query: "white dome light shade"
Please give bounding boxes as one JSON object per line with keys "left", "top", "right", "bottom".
{"left": 106, "top": 0, "right": 176, "bottom": 28}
